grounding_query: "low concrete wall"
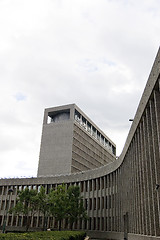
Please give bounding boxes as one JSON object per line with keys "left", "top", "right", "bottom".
{"left": 87, "top": 231, "right": 160, "bottom": 240}
{"left": 128, "top": 234, "right": 160, "bottom": 240}
{"left": 87, "top": 230, "right": 124, "bottom": 239}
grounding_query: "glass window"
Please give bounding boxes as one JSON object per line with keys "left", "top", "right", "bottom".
{"left": 92, "top": 127, "right": 96, "bottom": 138}
{"left": 74, "top": 110, "right": 81, "bottom": 123}
{"left": 87, "top": 122, "right": 91, "bottom": 133}
{"left": 97, "top": 131, "right": 100, "bottom": 141}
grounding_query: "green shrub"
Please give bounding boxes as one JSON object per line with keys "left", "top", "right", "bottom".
{"left": 0, "top": 231, "right": 86, "bottom": 240}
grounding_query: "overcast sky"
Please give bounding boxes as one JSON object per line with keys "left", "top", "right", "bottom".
{"left": 0, "top": 0, "right": 160, "bottom": 178}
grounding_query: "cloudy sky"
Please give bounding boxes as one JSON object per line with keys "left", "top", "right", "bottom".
{"left": 0, "top": 0, "right": 160, "bottom": 178}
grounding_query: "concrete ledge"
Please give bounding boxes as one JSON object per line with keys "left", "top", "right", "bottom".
{"left": 86, "top": 230, "right": 124, "bottom": 239}
{"left": 128, "top": 233, "right": 160, "bottom": 240}
{"left": 86, "top": 231, "right": 160, "bottom": 240}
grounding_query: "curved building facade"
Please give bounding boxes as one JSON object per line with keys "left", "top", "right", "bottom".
{"left": 0, "top": 48, "right": 160, "bottom": 239}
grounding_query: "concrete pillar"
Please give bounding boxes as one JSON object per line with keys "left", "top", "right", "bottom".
{"left": 146, "top": 105, "right": 157, "bottom": 236}
{"left": 95, "top": 178, "right": 99, "bottom": 230}
{"left": 99, "top": 177, "right": 103, "bottom": 231}
{"left": 131, "top": 139, "right": 137, "bottom": 234}
{"left": 139, "top": 122, "right": 147, "bottom": 235}
{"left": 91, "top": 179, "right": 94, "bottom": 230}
{"left": 143, "top": 112, "right": 154, "bottom": 235}
{"left": 150, "top": 99, "right": 160, "bottom": 236}
{"left": 106, "top": 175, "right": 109, "bottom": 231}
{"left": 104, "top": 175, "right": 107, "bottom": 231}
{"left": 82, "top": 180, "right": 86, "bottom": 230}
{"left": 135, "top": 132, "right": 143, "bottom": 234}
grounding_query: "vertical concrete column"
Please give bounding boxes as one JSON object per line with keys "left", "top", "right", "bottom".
{"left": 70, "top": 105, "right": 75, "bottom": 120}
{"left": 146, "top": 105, "right": 157, "bottom": 236}
{"left": 137, "top": 128, "right": 144, "bottom": 234}
{"left": 139, "top": 122, "right": 147, "bottom": 235}
{"left": 104, "top": 175, "right": 107, "bottom": 231}
{"left": 128, "top": 143, "right": 132, "bottom": 232}
{"left": 154, "top": 90, "right": 160, "bottom": 216}
{"left": 120, "top": 163, "right": 124, "bottom": 233}
{"left": 36, "top": 210, "right": 40, "bottom": 228}
{"left": 88, "top": 180, "right": 92, "bottom": 230}
{"left": 154, "top": 90, "right": 160, "bottom": 150}
{"left": 135, "top": 135, "right": 141, "bottom": 234}
{"left": 77, "top": 181, "right": 81, "bottom": 230}
{"left": 127, "top": 150, "right": 131, "bottom": 232}
{"left": 150, "top": 99, "right": 160, "bottom": 236}
{"left": 135, "top": 132, "right": 142, "bottom": 234}
{"left": 132, "top": 141, "right": 136, "bottom": 234}
{"left": 138, "top": 126, "right": 146, "bottom": 234}
{"left": 122, "top": 157, "right": 127, "bottom": 228}
{"left": 95, "top": 178, "right": 99, "bottom": 230}
{"left": 114, "top": 170, "right": 118, "bottom": 232}
{"left": 115, "top": 170, "right": 118, "bottom": 232}
{"left": 143, "top": 112, "right": 153, "bottom": 235}
{"left": 8, "top": 187, "right": 14, "bottom": 227}
{"left": 31, "top": 216, "right": 33, "bottom": 229}
{"left": 99, "top": 177, "right": 103, "bottom": 231}
{"left": 117, "top": 168, "right": 121, "bottom": 232}
{"left": 91, "top": 179, "right": 94, "bottom": 230}
{"left": 0, "top": 185, "right": 5, "bottom": 224}
{"left": 4, "top": 186, "right": 9, "bottom": 227}
{"left": 120, "top": 166, "right": 124, "bottom": 232}
{"left": 86, "top": 180, "right": 90, "bottom": 230}
{"left": 128, "top": 143, "right": 133, "bottom": 233}
{"left": 113, "top": 171, "right": 117, "bottom": 231}
{"left": 143, "top": 116, "right": 151, "bottom": 235}
{"left": 106, "top": 175, "right": 109, "bottom": 231}
{"left": 132, "top": 138, "right": 137, "bottom": 234}
{"left": 82, "top": 180, "right": 86, "bottom": 230}
{"left": 2, "top": 186, "right": 4, "bottom": 195}
{"left": 15, "top": 215, "right": 18, "bottom": 228}
{"left": 110, "top": 173, "right": 113, "bottom": 232}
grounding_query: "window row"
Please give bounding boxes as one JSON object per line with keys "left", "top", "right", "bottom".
{"left": 74, "top": 110, "right": 116, "bottom": 155}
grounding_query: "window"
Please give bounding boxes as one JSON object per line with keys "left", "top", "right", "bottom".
{"left": 97, "top": 131, "right": 100, "bottom": 141}
{"left": 92, "top": 127, "right": 96, "bottom": 138}
{"left": 82, "top": 116, "right": 87, "bottom": 129}
{"left": 0, "top": 187, "right": 2, "bottom": 195}
{"left": 48, "top": 109, "right": 70, "bottom": 124}
{"left": 74, "top": 110, "right": 81, "bottom": 123}
{"left": 87, "top": 122, "right": 91, "bottom": 133}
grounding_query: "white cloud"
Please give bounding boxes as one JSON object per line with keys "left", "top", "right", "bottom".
{"left": 0, "top": 0, "right": 160, "bottom": 178}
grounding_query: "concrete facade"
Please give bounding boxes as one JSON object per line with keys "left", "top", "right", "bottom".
{"left": 38, "top": 104, "right": 116, "bottom": 177}
{"left": 1, "top": 48, "right": 160, "bottom": 239}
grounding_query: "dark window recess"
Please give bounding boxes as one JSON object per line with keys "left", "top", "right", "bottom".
{"left": 48, "top": 109, "right": 70, "bottom": 123}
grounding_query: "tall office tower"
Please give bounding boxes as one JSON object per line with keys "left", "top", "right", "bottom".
{"left": 37, "top": 104, "right": 116, "bottom": 177}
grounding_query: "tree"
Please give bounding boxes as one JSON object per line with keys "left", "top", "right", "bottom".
{"left": 66, "top": 185, "right": 88, "bottom": 230}
{"left": 10, "top": 184, "right": 88, "bottom": 232}
{"left": 10, "top": 187, "right": 38, "bottom": 231}
{"left": 48, "top": 184, "right": 67, "bottom": 231}
{"left": 37, "top": 186, "right": 50, "bottom": 230}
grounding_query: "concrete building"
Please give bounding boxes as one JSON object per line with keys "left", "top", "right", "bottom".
{"left": 38, "top": 104, "right": 116, "bottom": 177}
{"left": 0, "top": 48, "right": 160, "bottom": 240}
